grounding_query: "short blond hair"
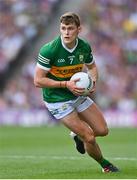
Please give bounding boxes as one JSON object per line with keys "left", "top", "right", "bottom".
{"left": 60, "top": 12, "right": 81, "bottom": 27}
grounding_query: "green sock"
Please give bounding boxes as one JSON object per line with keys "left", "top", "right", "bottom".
{"left": 100, "top": 158, "right": 111, "bottom": 168}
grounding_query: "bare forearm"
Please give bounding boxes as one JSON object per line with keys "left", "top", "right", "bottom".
{"left": 88, "top": 63, "right": 98, "bottom": 82}
{"left": 34, "top": 76, "right": 66, "bottom": 88}
{"left": 34, "top": 67, "right": 67, "bottom": 88}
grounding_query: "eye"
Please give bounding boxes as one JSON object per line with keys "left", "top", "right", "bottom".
{"left": 61, "top": 26, "right": 66, "bottom": 31}
{"left": 68, "top": 27, "right": 74, "bottom": 30}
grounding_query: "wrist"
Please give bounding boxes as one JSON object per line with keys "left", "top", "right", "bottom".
{"left": 59, "top": 81, "right": 68, "bottom": 88}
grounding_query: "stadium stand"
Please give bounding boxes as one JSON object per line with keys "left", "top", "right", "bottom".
{"left": 0, "top": 0, "right": 137, "bottom": 126}
{"left": 0, "top": 0, "right": 61, "bottom": 103}
{"left": 0, "top": 0, "right": 60, "bottom": 88}
{"left": 79, "top": 0, "right": 137, "bottom": 112}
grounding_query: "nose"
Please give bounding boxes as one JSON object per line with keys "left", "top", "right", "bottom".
{"left": 65, "top": 29, "right": 69, "bottom": 35}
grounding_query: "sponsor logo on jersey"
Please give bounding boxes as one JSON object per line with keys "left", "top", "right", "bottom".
{"left": 50, "top": 64, "right": 83, "bottom": 78}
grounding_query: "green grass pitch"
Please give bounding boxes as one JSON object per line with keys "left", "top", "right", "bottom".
{"left": 0, "top": 125, "right": 137, "bottom": 179}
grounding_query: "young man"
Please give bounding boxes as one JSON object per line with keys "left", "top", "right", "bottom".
{"left": 34, "top": 12, "right": 119, "bottom": 173}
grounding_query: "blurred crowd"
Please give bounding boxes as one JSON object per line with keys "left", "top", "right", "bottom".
{"left": 0, "top": 0, "right": 59, "bottom": 73}
{"left": 80, "top": 0, "right": 137, "bottom": 112}
{"left": 0, "top": 0, "right": 137, "bottom": 113}
{"left": 0, "top": 0, "right": 60, "bottom": 110}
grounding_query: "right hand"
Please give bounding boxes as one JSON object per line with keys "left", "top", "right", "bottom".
{"left": 66, "top": 78, "right": 85, "bottom": 96}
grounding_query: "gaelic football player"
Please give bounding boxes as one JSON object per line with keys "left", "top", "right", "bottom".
{"left": 34, "top": 12, "right": 119, "bottom": 173}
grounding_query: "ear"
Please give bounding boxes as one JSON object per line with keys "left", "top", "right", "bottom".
{"left": 78, "top": 26, "right": 82, "bottom": 33}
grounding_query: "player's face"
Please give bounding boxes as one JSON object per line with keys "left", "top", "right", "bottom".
{"left": 60, "top": 23, "right": 81, "bottom": 48}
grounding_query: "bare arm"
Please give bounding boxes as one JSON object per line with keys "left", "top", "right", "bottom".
{"left": 34, "top": 66, "right": 84, "bottom": 96}
{"left": 34, "top": 66, "right": 66, "bottom": 88}
{"left": 85, "top": 62, "right": 98, "bottom": 93}
{"left": 86, "top": 62, "right": 98, "bottom": 83}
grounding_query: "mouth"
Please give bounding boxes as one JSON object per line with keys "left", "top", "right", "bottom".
{"left": 64, "top": 37, "right": 70, "bottom": 40}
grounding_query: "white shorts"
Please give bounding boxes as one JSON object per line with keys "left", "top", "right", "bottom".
{"left": 44, "top": 96, "right": 94, "bottom": 120}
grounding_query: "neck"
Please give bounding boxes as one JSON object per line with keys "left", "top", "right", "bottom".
{"left": 65, "top": 40, "right": 76, "bottom": 49}
{"left": 61, "top": 36, "right": 78, "bottom": 53}
{"left": 61, "top": 36, "right": 78, "bottom": 49}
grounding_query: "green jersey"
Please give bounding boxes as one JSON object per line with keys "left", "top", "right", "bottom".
{"left": 37, "top": 36, "right": 94, "bottom": 102}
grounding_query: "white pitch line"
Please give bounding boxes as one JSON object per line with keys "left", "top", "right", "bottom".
{"left": 0, "top": 155, "right": 137, "bottom": 161}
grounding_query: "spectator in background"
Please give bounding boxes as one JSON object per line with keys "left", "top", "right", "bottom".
{"left": 80, "top": 0, "right": 137, "bottom": 111}
{"left": 0, "top": 0, "right": 58, "bottom": 74}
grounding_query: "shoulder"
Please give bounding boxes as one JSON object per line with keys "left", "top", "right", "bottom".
{"left": 78, "top": 37, "right": 94, "bottom": 64}
{"left": 78, "top": 37, "right": 92, "bottom": 52}
{"left": 39, "top": 36, "right": 61, "bottom": 58}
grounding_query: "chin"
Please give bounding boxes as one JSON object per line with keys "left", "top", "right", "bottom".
{"left": 64, "top": 40, "right": 72, "bottom": 44}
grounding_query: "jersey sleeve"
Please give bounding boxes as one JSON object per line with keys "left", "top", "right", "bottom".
{"left": 85, "top": 44, "right": 95, "bottom": 65}
{"left": 37, "top": 44, "right": 52, "bottom": 71}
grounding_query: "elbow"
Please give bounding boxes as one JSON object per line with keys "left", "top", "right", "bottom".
{"left": 34, "top": 78, "right": 41, "bottom": 88}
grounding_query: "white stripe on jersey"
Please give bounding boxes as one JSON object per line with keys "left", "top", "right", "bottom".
{"left": 39, "top": 54, "right": 50, "bottom": 60}
{"left": 38, "top": 57, "right": 50, "bottom": 64}
{"left": 37, "top": 63, "right": 51, "bottom": 71}
{"left": 38, "top": 54, "right": 50, "bottom": 64}
{"left": 85, "top": 58, "right": 95, "bottom": 65}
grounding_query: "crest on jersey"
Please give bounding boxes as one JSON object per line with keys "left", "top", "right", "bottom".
{"left": 79, "top": 55, "right": 84, "bottom": 62}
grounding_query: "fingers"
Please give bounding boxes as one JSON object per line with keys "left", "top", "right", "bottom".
{"left": 73, "top": 90, "right": 84, "bottom": 96}
{"left": 74, "top": 78, "right": 80, "bottom": 83}
{"left": 72, "top": 87, "right": 85, "bottom": 96}
{"left": 67, "top": 80, "right": 84, "bottom": 90}
{"left": 67, "top": 80, "right": 86, "bottom": 96}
